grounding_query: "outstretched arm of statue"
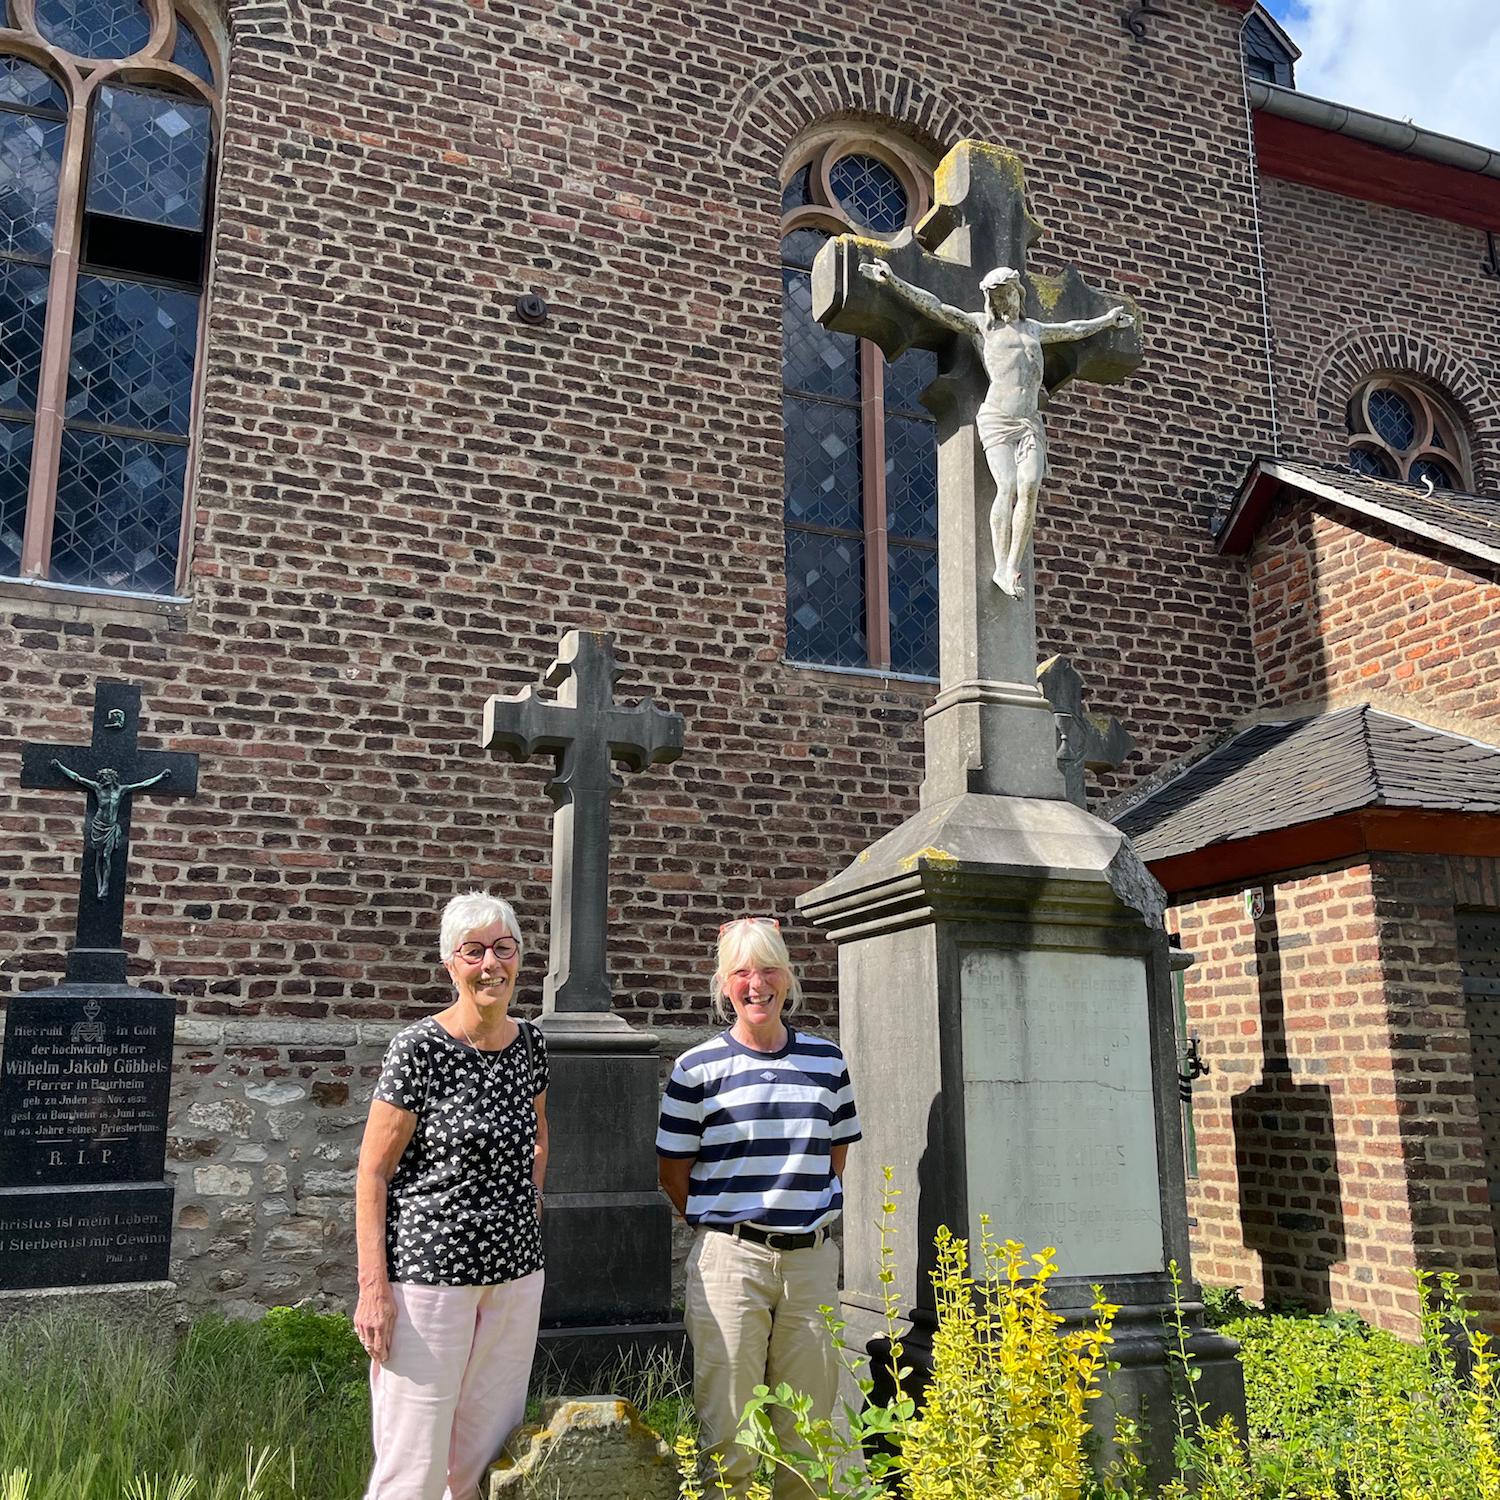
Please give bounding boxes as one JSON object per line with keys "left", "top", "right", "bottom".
{"left": 122, "top": 769, "right": 172, "bottom": 794}
{"left": 1037, "top": 303, "right": 1133, "bottom": 344}
{"left": 51, "top": 759, "right": 97, "bottom": 792}
{"left": 860, "top": 259, "right": 976, "bottom": 339}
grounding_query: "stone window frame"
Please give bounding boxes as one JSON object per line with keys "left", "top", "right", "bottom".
{"left": 781, "top": 125, "right": 939, "bottom": 676}
{"left": 1346, "top": 375, "right": 1473, "bottom": 491}
{"left": 0, "top": 0, "right": 224, "bottom": 597}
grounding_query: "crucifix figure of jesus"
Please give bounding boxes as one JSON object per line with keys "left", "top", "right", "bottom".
{"left": 862, "top": 260, "right": 1132, "bottom": 597}
{"left": 20, "top": 679, "right": 199, "bottom": 985}
{"left": 50, "top": 760, "right": 173, "bottom": 899}
{"left": 813, "top": 139, "right": 1142, "bottom": 803}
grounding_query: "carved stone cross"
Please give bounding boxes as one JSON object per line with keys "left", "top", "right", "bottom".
{"left": 813, "top": 140, "right": 1142, "bottom": 805}
{"left": 482, "top": 631, "right": 684, "bottom": 1015}
{"left": 1038, "top": 655, "right": 1134, "bottom": 808}
{"left": 20, "top": 680, "right": 199, "bottom": 985}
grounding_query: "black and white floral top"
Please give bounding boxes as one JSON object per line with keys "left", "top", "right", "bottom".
{"left": 375, "top": 1016, "right": 549, "bottom": 1287}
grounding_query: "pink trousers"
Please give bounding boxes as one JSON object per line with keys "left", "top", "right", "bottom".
{"left": 363, "top": 1270, "right": 545, "bottom": 1500}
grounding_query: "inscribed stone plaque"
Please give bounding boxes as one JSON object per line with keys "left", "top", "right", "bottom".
{"left": 960, "top": 947, "right": 1164, "bottom": 1276}
{"left": 0, "top": 990, "right": 173, "bottom": 1188}
{"left": 0, "top": 1183, "right": 173, "bottom": 1287}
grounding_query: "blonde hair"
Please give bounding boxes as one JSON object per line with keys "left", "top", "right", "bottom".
{"left": 711, "top": 918, "right": 802, "bottom": 1023}
{"left": 439, "top": 890, "right": 523, "bottom": 962}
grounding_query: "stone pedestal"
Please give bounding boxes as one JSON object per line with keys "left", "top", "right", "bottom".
{"left": 535, "top": 1012, "right": 678, "bottom": 1382}
{"left": 0, "top": 982, "right": 176, "bottom": 1291}
{"left": 798, "top": 793, "right": 1242, "bottom": 1479}
{"left": 0, "top": 1279, "right": 184, "bottom": 1342}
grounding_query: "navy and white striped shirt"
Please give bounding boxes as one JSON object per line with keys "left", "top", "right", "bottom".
{"left": 656, "top": 1027, "right": 861, "bottom": 1231}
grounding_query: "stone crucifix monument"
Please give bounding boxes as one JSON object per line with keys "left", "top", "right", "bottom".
{"left": 2, "top": 680, "right": 198, "bottom": 1301}
{"left": 797, "top": 141, "right": 1242, "bottom": 1473}
{"left": 482, "top": 630, "right": 684, "bottom": 1365}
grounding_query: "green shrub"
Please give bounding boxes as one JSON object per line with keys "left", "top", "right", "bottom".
{"left": 1210, "top": 1274, "right": 1500, "bottom": 1499}
{"left": 683, "top": 1175, "right": 1500, "bottom": 1500}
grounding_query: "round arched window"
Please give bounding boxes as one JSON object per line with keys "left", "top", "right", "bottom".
{"left": 1346, "top": 378, "right": 1470, "bottom": 490}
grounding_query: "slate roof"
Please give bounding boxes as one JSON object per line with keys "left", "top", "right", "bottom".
{"left": 1217, "top": 458, "right": 1500, "bottom": 567}
{"left": 1113, "top": 705, "right": 1500, "bottom": 863}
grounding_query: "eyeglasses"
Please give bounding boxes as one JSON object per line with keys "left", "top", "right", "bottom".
{"left": 454, "top": 938, "right": 520, "bottom": 964}
{"left": 719, "top": 916, "right": 780, "bottom": 935}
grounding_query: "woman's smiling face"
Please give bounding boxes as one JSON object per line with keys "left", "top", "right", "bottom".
{"left": 444, "top": 919, "right": 520, "bottom": 1013}
{"left": 721, "top": 942, "right": 790, "bottom": 1031}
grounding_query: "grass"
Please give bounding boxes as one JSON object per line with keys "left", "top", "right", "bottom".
{"left": 0, "top": 1306, "right": 696, "bottom": 1500}
{"left": 0, "top": 1307, "right": 370, "bottom": 1500}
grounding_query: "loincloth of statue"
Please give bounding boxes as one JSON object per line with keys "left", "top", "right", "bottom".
{"left": 975, "top": 408, "right": 1046, "bottom": 469}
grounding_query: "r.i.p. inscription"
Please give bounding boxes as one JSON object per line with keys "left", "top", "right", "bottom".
{"left": 0, "top": 993, "right": 173, "bottom": 1187}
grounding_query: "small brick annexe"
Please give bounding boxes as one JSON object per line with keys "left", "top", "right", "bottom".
{"left": 3, "top": 0, "right": 1498, "bottom": 1327}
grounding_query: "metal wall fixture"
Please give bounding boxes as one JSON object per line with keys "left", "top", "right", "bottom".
{"left": 1123, "top": 0, "right": 1167, "bottom": 40}
{"left": 515, "top": 293, "right": 550, "bottom": 325}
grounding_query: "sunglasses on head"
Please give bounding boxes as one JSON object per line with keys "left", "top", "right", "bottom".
{"left": 718, "top": 916, "right": 781, "bottom": 935}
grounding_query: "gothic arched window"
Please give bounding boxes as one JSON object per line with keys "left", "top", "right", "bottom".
{"left": 781, "top": 133, "right": 939, "bottom": 678}
{"left": 1, "top": 3, "right": 220, "bottom": 596}
{"left": 1346, "top": 377, "right": 1471, "bottom": 491}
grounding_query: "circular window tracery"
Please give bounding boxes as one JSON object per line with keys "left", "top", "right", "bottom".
{"left": 827, "top": 152, "right": 907, "bottom": 233}
{"left": 782, "top": 131, "right": 929, "bottom": 242}
{"left": 1346, "top": 377, "right": 1470, "bottom": 490}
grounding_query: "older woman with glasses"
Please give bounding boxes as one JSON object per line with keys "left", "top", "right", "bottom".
{"left": 355, "top": 890, "right": 548, "bottom": 1500}
{"left": 657, "top": 917, "right": 862, "bottom": 1499}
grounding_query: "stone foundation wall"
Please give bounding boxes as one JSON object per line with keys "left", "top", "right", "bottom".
{"left": 161, "top": 1016, "right": 721, "bottom": 1317}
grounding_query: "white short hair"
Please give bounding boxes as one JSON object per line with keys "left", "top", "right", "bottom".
{"left": 439, "top": 890, "right": 523, "bottom": 961}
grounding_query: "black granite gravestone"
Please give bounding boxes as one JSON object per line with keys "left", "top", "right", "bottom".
{"left": 1, "top": 681, "right": 197, "bottom": 1290}
{"left": 482, "top": 631, "right": 683, "bottom": 1364}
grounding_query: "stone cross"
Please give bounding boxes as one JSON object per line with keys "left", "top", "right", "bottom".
{"left": 813, "top": 140, "right": 1142, "bottom": 805}
{"left": 482, "top": 631, "right": 684, "bottom": 1014}
{"left": 1037, "top": 654, "right": 1134, "bottom": 808}
{"left": 20, "top": 680, "right": 199, "bottom": 985}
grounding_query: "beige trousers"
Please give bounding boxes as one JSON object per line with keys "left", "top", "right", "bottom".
{"left": 685, "top": 1228, "right": 840, "bottom": 1500}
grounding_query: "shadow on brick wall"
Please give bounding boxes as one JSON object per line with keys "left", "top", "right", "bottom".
{"left": 1233, "top": 889, "right": 1346, "bottom": 1310}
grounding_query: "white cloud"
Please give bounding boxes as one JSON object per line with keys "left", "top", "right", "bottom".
{"left": 1277, "top": 0, "right": 1500, "bottom": 150}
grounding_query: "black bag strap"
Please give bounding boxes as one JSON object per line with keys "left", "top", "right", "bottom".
{"left": 520, "top": 1017, "right": 535, "bottom": 1091}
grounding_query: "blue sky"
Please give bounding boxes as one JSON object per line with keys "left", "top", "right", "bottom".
{"left": 1258, "top": 2, "right": 1500, "bottom": 149}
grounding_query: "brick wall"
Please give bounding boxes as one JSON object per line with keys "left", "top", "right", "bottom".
{"left": 1175, "top": 855, "right": 1500, "bottom": 1335}
{"left": 1245, "top": 496, "right": 1500, "bottom": 736}
{"left": 1257, "top": 174, "right": 1500, "bottom": 490}
{"left": 4, "top": 0, "right": 1270, "bottom": 1031}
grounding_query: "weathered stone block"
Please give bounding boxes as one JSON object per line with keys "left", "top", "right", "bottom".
{"left": 301, "top": 1168, "right": 356, "bottom": 1196}
{"left": 487, "top": 1397, "right": 675, "bottom": 1500}
{"left": 246, "top": 1082, "right": 305, "bottom": 1106}
{"left": 194, "top": 1165, "right": 254, "bottom": 1196}
{"left": 187, "top": 1099, "right": 255, "bottom": 1136}
{"left": 265, "top": 1217, "right": 327, "bottom": 1257}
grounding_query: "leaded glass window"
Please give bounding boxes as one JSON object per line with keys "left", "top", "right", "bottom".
{"left": 1346, "top": 377, "right": 1470, "bottom": 491}
{"left": 0, "top": 4, "right": 220, "bottom": 594}
{"left": 781, "top": 133, "right": 938, "bottom": 677}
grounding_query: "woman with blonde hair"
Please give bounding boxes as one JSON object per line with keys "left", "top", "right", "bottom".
{"left": 657, "top": 917, "right": 861, "bottom": 1498}
{"left": 354, "top": 890, "right": 548, "bottom": 1500}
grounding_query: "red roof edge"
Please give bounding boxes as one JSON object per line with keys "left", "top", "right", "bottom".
{"left": 1255, "top": 112, "right": 1500, "bottom": 232}
{"left": 1215, "top": 457, "right": 1281, "bottom": 556}
{"left": 1146, "top": 808, "right": 1500, "bottom": 897}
